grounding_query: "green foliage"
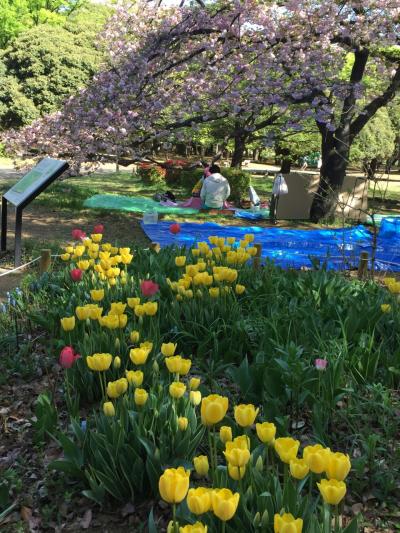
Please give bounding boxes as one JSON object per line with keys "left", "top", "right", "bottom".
{"left": 0, "top": 0, "right": 86, "bottom": 47}
{"left": 0, "top": 21, "right": 102, "bottom": 129}
{"left": 350, "top": 108, "right": 396, "bottom": 165}
{"left": 33, "top": 392, "right": 59, "bottom": 445}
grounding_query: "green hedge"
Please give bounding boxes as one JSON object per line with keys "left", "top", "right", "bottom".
{"left": 166, "top": 167, "right": 250, "bottom": 202}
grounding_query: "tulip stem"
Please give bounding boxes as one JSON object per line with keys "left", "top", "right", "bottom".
{"left": 212, "top": 425, "right": 218, "bottom": 482}
{"left": 334, "top": 505, "right": 339, "bottom": 532}
{"left": 208, "top": 429, "right": 215, "bottom": 485}
{"left": 221, "top": 521, "right": 226, "bottom": 533}
{"left": 323, "top": 503, "right": 331, "bottom": 533}
{"left": 172, "top": 503, "right": 178, "bottom": 533}
{"left": 98, "top": 372, "right": 105, "bottom": 401}
{"left": 308, "top": 472, "right": 313, "bottom": 499}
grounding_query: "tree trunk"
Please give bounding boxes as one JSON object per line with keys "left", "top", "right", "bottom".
{"left": 310, "top": 128, "right": 349, "bottom": 222}
{"left": 231, "top": 128, "right": 247, "bottom": 168}
{"left": 279, "top": 148, "right": 292, "bottom": 173}
{"left": 253, "top": 148, "right": 259, "bottom": 161}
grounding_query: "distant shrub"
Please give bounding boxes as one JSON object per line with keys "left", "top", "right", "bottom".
{"left": 137, "top": 163, "right": 166, "bottom": 185}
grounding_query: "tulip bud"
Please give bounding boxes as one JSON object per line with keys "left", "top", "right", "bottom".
{"left": 261, "top": 510, "right": 269, "bottom": 528}
{"left": 113, "top": 356, "right": 121, "bottom": 369}
{"left": 246, "top": 485, "right": 253, "bottom": 498}
{"left": 155, "top": 448, "right": 160, "bottom": 461}
{"left": 255, "top": 456, "right": 263, "bottom": 472}
{"left": 178, "top": 417, "right": 188, "bottom": 431}
{"left": 153, "top": 360, "right": 159, "bottom": 373}
{"left": 103, "top": 401, "right": 115, "bottom": 417}
{"left": 115, "top": 338, "right": 120, "bottom": 351}
{"left": 193, "top": 455, "right": 209, "bottom": 477}
{"left": 253, "top": 512, "right": 261, "bottom": 528}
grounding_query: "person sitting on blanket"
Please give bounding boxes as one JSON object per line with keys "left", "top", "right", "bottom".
{"left": 200, "top": 164, "right": 231, "bottom": 209}
{"left": 192, "top": 165, "right": 211, "bottom": 197}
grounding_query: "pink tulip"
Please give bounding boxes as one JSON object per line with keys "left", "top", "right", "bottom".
{"left": 70, "top": 269, "right": 83, "bottom": 282}
{"left": 169, "top": 223, "right": 181, "bottom": 234}
{"left": 314, "top": 358, "right": 328, "bottom": 371}
{"left": 59, "top": 346, "right": 77, "bottom": 369}
{"left": 140, "top": 280, "right": 159, "bottom": 297}
{"left": 71, "top": 228, "right": 86, "bottom": 240}
{"left": 93, "top": 224, "right": 104, "bottom": 234}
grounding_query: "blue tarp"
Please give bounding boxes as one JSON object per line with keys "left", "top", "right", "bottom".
{"left": 140, "top": 219, "right": 400, "bottom": 271}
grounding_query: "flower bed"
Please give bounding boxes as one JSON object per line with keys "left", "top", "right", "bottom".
{"left": 13, "top": 224, "right": 400, "bottom": 532}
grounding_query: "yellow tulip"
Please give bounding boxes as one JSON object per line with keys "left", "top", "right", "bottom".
{"left": 244, "top": 233, "right": 255, "bottom": 243}
{"left": 118, "top": 314, "right": 128, "bottom": 328}
{"left": 325, "top": 452, "right": 351, "bottom": 481}
{"left": 179, "top": 358, "right": 191, "bottom": 376}
{"left": 127, "top": 297, "right": 141, "bottom": 309}
{"left": 76, "top": 306, "right": 90, "bottom": 321}
{"left": 175, "top": 256, "right": 187, "bottom": 267}
{"left": 228, "top": 463, "right": 246, "bottom": 480}
{"left": 74, "top": 245, "right": 85, "bottom": 257}
{"left": 134, "top": 304, "right": 145, "bottom": 317}
{"left": 235, "top": 284, "right": 246, "bottom": 295}
{"left": 317, "top": 479, "right": 347, "bottom": 505}
{"left": 179, "top": 521, "right": 208, "bottom": 533}
{"left": 232, "top": 435, "right": 250, "bottom": 450}
{"left": 121, "top": 253, "right": 133, "bottom": 264}
{"left": 220, "top": 426, "right": 233, "bottom": 444}
{"left": 190, "top": 391, "right": 202, "bottom": 406}
{"left": 65, "top": 246, "right": 74, "bottom": 254}
{"left": 209, "top": 287, "right": 220, "bottom": 298}
{"left": 86, "top": 353, "right": 112, "bottom": 371}
{"left": 381, "top": 304, "right": 391, "bottom": 313}
{"left": 211, "top": 488, "right": 240, "bottom": 522}
{"left": 60, "top": 316, "right": 75, "bottom": 331}
{"left": 113, "top": 356, "right": 121, "bottom": 369}
{"left": 303, "top": 444, "right": 330, "bottom": 474}
{"left": 110, "top": 302, "right": 126, "bottom": 315}
{"left": 77, "top": 260, "right": 90, "bottom": 271}
{"left": 389, "top": 281, "right": 400, "bottom": 294}
{"left": 227, "top": 237, "right": 235, "bottom": 244}
{"left": 274, "top": 437, "right": 300, "bottom": 464}
{"left": 143, "top": 301, "right": 158, "bottom": 316}
{"left": 134, "top": 388, "right": 148, "bottom": 406}
{"left": 224, "top": 442, "right": 250, "bottom": 467}
{"left": 103, "top": 402, "right": 115, "bottom": 417}
{"left": 192, "top": 249, "right": 200, "bottom": 257}
{"left": 290, "top": 458, "right": 310, "bottom": 480}
{"left": 130, "top": 348, "right": 149, "bottom": 365}
{"left": 87, "top": 305, "right": 103, "bottom": 320}
{"left": 189, "top": 377, "right": 201, "bottom": 390}
{"left": 125, "top": 370, "right": 144, "bottom": 387}
{"left": 140, "top": 341, "right": 153, "bottom": 353}
{"left": 234, "top": 404, "right": 259, "bottom": 427}
{"left": 161, "top": 343, "right": 177, "bottom": 357}
{"left": 201, "top": 394, "right": 229, "bottom": 426}
{"left": 130, "top": 330, "right": 140, "bottom": 343}
{"left": 107, "top": 378, "right": 128, "bottom": 398}
{"left": 91, "top": 233, "right": 103, "bottom": 243}
{"left": 91, "top": 289, "right": 104, "bottom": 301}
{"left": 60, "top": 253, "right": 70, "bottom": 261}
{"left": 187, "top": 487, "right": 211, "bottom": 515}
{"left": 110, "top": 246, "right": 118, "bottom": 255}
{"left": 178, "top": 417, "right": 188, "bottom": 431}
{"left": 159, "top": 467, "right": 190, "bottom": 504}
{"left": 169, "top": 382, "right": 186, "bottom": 399}
{"left": 274, "top": 513, "right": 303, "bottom": 533}
{"left": 165, "top": 355, "right": 182, "bottom": 373}
{"left": 256, "top": 422, "right": 277, "bottom": 444}
{"left": 193, "top": 455, "right": 209, "bottom": 477}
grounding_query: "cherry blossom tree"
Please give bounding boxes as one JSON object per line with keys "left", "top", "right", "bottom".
{"left": 5, "top": 0, "right": 400, "bottom": 219}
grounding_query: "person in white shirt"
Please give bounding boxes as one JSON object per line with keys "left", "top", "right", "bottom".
{"left": 200, "top": 164, "right": 230, "bottom": 209}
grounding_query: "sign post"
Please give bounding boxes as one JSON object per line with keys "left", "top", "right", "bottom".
{"left": 1, "top": 158, "right": 69, "bottom": 266}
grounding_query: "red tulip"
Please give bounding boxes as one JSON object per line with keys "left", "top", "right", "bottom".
{"left": 70, "top": 268, "right": 83, "bottom": 282}
{"left": 93, "top": 224, "right": 104, "bottom": 234}
{"left": 59, "top": 346, "right": 78, "bottom": 369}
{"left": 170, "top": 223, "right": 181, "bottom": 234}
{"left": 140, "top": 280, "right": 159, "bottom": 297}
{"left": 72, "top": 228, "right": 86, "bottom": 240}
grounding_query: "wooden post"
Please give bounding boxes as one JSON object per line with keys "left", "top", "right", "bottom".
{"left": 357, "top": 251, "right": 369, "bottom": 280}
{"left": 253, "top": 243, "right": 262, "bottom": 270}
{"left": 39, "top": 249, "right": 51, "bottom": 274}
{"left": 150, "top": 242, "right": 161, "bottom": 253}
